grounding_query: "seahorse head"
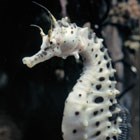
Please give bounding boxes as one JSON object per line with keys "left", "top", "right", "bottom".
{"left": 22, "top": 16, "right": 87, "bottom": 68}
{"left": 45, "top": 17, "right": 81, "bottom": 58}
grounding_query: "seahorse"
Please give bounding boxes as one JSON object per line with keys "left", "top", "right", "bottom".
{"left": 22, "top": 3, "right": 123, "bottom": 140}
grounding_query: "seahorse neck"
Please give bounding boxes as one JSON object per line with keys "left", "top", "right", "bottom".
{"left": 80, "top": 37, "right": 110, "bottom": 69}
{"left": 71, "top": 36, "right": 117, "bottom": 98}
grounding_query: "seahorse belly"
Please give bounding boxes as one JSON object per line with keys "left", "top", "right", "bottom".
{"left": 62, "top": 68, "right": 122, "bottom": 140}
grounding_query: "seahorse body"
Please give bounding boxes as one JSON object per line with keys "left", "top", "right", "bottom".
{"left": 22, "top": 16, "right": 122, "bottom": 140}
{"left": 61, "top": 24, "right": 122, "bottom": 140}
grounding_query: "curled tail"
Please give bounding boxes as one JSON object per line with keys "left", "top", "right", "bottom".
{"left": 118, "top": 106, "right": 131, "bottom": 140}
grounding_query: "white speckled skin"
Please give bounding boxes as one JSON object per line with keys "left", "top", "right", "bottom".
{"left": 22, "top": 17, "right": 122, "bottom": 140}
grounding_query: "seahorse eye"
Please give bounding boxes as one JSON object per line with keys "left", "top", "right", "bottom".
{"left": 50, "top": 41, "right": 53, "bottom": 45}
{"left": 49, "top": 38, "right": 57, "bottom": 46}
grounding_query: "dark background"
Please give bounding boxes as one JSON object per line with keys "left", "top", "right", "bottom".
{"left": 0, "top": 0, "right": 139, "bottom": 140}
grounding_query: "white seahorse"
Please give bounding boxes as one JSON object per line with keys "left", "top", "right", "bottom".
{"left": 22, "top": 3, "right": 122, "bottom": 140}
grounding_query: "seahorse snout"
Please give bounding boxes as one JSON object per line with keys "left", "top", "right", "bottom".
{"left": 22, "top": 57, "right": 35, "bottom": 68}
